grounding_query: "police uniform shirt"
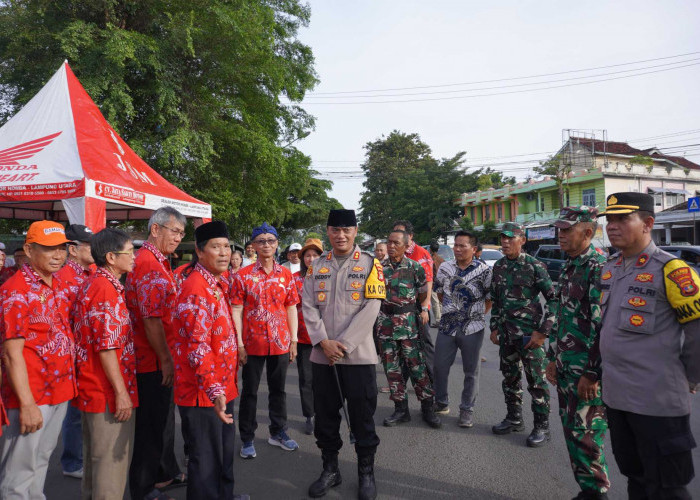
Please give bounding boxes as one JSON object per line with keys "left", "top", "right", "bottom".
{"left": 600, "top": 240, "right": 700, "bottom": 417}
{"left": 302, "top": 245, "right": 386, "bottom": 365}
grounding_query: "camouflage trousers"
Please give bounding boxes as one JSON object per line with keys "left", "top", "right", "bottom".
{"left": 498, "top": 339, "right": 550, "bottom": 416}
{"left": 379, "top": 337, "right": 434, "bottom": 403}
{"left": 556, "top": 371, "right": 610, "bottom": 494}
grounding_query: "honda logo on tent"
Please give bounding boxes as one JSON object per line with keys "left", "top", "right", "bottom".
{"left": 0, "top": 132, "right": 62, "bottom": 166}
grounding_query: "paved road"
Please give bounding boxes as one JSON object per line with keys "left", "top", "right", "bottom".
{"left": 46, "top": 327, "right": 700, "bottom": 499}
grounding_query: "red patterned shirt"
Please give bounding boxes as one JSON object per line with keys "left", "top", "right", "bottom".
{"left": 72, "top": 268, "right": 138, "bottom": 413}
{"left": 174, "top": 264, "right": 239, "bottom": 406}
{"left": 293, "top": 271, "right": 311, "bottom": 345}
{"left": 125, "top": 241, "right": 178, "bottom": 373}
{"left": 230, "top": 261, "right": 299, "bottom": 356}
{"left": 406, "top": 242, "right": 434, "bottom": 283}
{"left": 0, "top": 264, "right": 76, "bottom": 408}
{"left": 57, "top": 259, "right": 92, "bottom": 322}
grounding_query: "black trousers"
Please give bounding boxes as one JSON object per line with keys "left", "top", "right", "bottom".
{"left": 607, "top": 407, "right": 696, "bottom": 500}
{"left": 238, "top": 353, "right": 289, "bottom": 442}
{"left": 297, "top": 343, "right": 314, "bottom": 418}
{"left": 179, "top": 402, "right": 236, "bottom": 500}
{"left": 312, "top": 362, "right": 380, "bottom": 457}
{"left": 129, "top": 371, "right": 172, "bottom": 499}
{"left": 157, "top": 397, "right": 184, "bottom": 483}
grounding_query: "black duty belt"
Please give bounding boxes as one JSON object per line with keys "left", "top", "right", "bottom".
{"left": 381, "top": 303, "right": 416, "bottom": 315}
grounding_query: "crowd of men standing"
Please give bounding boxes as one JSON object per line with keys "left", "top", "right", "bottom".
{"left": 0, "top": 193, "right": 697, "bottom": 500}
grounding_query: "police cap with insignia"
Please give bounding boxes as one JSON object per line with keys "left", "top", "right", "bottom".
{"left": 327, "top": 209, "right": 357, "bottom": 227}
{"left": 552, "top": 206, "right": 599, "bottom": 228}
{"left": 500, "top": 222, "right": 525, "bottom": 237}
{"left": 195, "top": 220, "right": 229, "bottom": 245}
{"left": 598, "top": 192, "right": 655, "bottom": 216}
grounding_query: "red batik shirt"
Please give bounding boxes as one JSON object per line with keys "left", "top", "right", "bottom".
{"left": 405, "top": 242, "right": 434, "bottom": 283}
{"left": 174, "top": 264, "right": 238, "bottom": 407}
{"left": 293, "top": 271, "right": 311, "bottom": 345}
{"left": 230, "top": 261, "right": 299, "bottom": 356}
{"left": 72, "top": 268, "right": 138, "bottom": 413}
{"left": 0, "top": 264, "right": 76, "bottom": 408}
{"left": 173, "top": 263, "right": 194, "bottom": 290}
{"left": 57, "top": 259, "right": 92, "bottom": 322}
{"left": 125, "top": 241, "right": 178, "bottom": 373}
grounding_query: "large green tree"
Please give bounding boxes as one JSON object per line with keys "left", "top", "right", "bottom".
{"left": 0, "top": 0, "right": 338, "bottom": 237}
{"left": 359, "top": 130, "right": 510, "bottom": 242}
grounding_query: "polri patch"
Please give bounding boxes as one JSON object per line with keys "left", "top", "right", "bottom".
{"left": 635, "top": 273, "right": 653, "bottom": 283}
{"left": 667, "top": 266, "right": 699, "bottom": 297}
{"left": 351, "top": 292, "right": 361, "bottom": 301}
{"left": 317, "top": 292, "right": 327, "bottom": 302}
{"left": 350, "top": 281, "right": 362, "bottom": 289}
{"left": 628, "top": 297, "right": 646, "bottom": 307}
{"left": 602, "top": 270, "right": 612, "bottom": 280}
{"left": 629, "top": 314, "right": 645, "bottom": 327}
{"left": 319, "top": 281, "right": 326, "bottom": 290}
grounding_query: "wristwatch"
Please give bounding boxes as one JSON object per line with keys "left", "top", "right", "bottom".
{"left": 421, "top": 306, "right": 429, "bottom": 312}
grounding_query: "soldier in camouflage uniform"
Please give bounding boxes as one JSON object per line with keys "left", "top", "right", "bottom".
{"left": 376, "top": 230, "right": 441, "bottom": 429}
{"left": 546, "top": 207, "right": 610, "bottom": 500}
{"left": 490, "top": 222, "right": 556, "bottom": 447}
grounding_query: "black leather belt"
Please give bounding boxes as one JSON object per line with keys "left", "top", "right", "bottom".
{"left": 381, "top": 303, "right": 416, "bottom": 315}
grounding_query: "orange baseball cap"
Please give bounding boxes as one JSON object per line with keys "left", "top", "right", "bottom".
{"left": 25, "top": 221, "right": 70, "bottom": 246}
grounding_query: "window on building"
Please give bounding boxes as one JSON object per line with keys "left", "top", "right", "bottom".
{"left": 485, "top": 205, "right": 491, "bottom": 220}
{"left": 666, "top": 192, "right": 686, "bottom": 207}
{"left": 653, "top": 193, "right": 663, "bottom": 208}
{"left": 497, "top": 203, "right": 503, "bottom": 221}
{"left": 565, "top": 191, "right": 570, "bottom": 207}
{"left": 582, "top": 188, "right": 596, "bottom": 207}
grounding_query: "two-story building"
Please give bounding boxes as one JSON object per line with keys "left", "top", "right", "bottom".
{"left": 459, "top": 135, "right": 700, "bottom": 246}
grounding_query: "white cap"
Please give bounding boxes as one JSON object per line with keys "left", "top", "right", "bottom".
{"left": 0, "top": 242, "right": 5, "bottom": 250}
{"left": 289, "top": 243, "right": 302, "bottom": 251}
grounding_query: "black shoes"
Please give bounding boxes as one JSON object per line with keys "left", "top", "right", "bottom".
{"left": 526, "top": 414, "right": 551, "bottom": 447}
{"left": 308, "top": 452, "right": 342, "bottom": 498}
{"left": 492, "top": 406, "right": 525, "bottom": 435}
{"left": 357, "top": 454, "right": 377, "bottom": 500}
{"left": 383, "top": 400, "right": 411, "bottom": 426}
{"left": 421, "top": 398, "right": 442, "bottom": 429}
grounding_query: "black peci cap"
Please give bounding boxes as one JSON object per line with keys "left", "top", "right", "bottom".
{"left": 195, "top": 221, "right": 229, "bottom": 244}
{"left": 327, "top": 209, "right": 357, "bottom": 227}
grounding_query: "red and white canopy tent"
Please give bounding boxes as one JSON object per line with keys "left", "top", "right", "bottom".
{"left": 0, "top": 62, "right": 211, "bottom": 231}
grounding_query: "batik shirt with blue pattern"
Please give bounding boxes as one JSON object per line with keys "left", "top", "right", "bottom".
{"left": 434, "top": 259, "right": 492, "bottom": 336}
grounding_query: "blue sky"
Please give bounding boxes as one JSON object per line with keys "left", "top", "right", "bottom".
{"left": 295, "top": 1, "right": 700, "bottom": 210}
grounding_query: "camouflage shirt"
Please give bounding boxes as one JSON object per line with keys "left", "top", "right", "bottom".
{"left": 489, "top": 252, "right": 556, "bottom": 338}
{"left": 376, "top": 256, "right": 427, "bottom": 340}
{"left": 549, "top": 244, "right": 606, "bottom": 380}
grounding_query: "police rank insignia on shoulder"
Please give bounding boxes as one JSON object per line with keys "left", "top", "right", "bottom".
{"left": 664, "top": 259, "right": 700, "bottom": 324}
{"left": 306, "top": 265, "right": 313, "bottom": 277}
{"left": 635, "top": 254, "right": 649, "bottom": 267}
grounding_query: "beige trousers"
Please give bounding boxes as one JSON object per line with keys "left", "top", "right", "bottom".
{"left": 81, "top": 410, "right": 135, "bottom": 500}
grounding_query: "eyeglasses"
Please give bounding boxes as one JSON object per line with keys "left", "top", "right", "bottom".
{"left": 160, "top": 225, "right": 186, "bottom": 238}
{"left": 112, "top": 249, "right": 135, "bottom": 256}
{"left": 254, "top": 238, "right": 278, "bottom": 246}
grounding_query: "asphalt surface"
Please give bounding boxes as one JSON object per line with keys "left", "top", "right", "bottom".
{"left": 45, "top": 326, "right": 700, "bottom": 499}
